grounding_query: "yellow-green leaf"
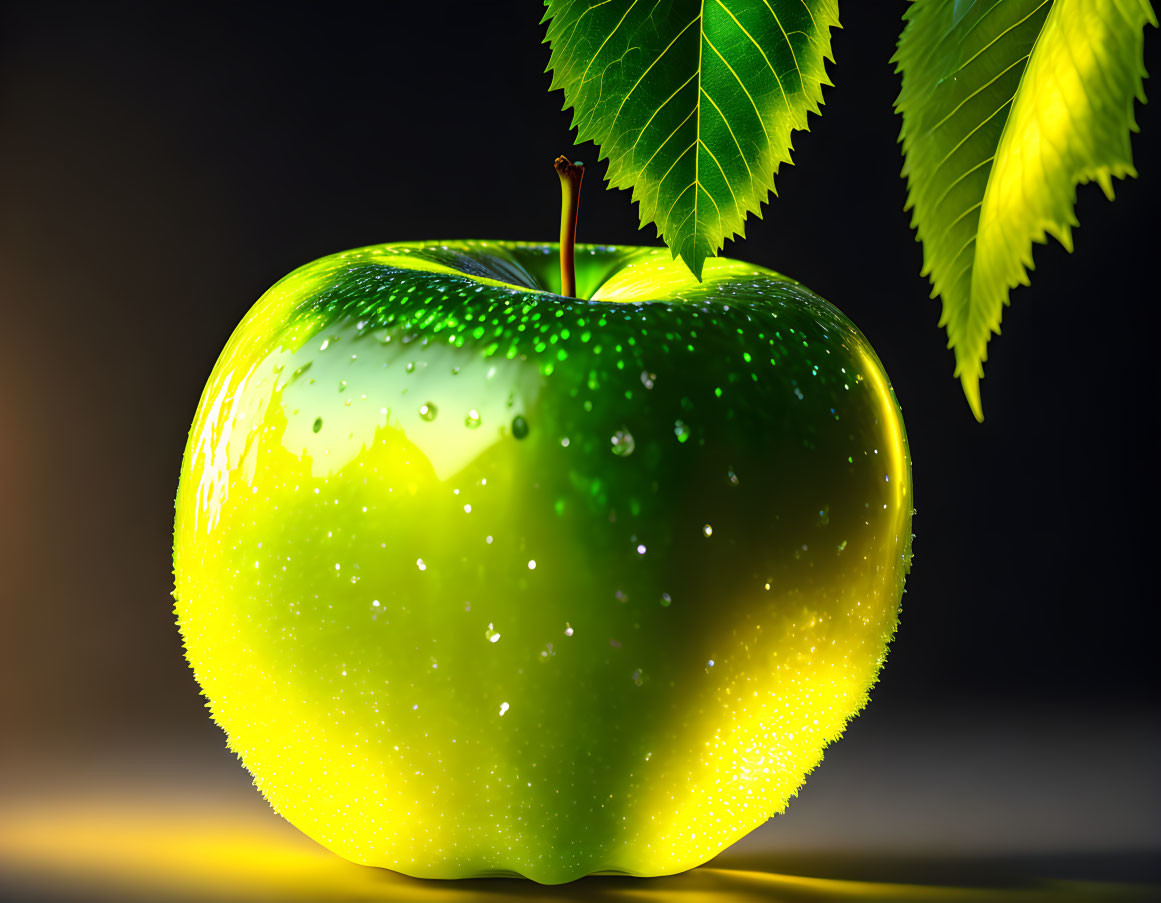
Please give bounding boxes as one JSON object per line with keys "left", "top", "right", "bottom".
{"left": 894, "top": 0, "right": 1156, "bottom": 420}
{"left": 543, "top": 0, "right": 839, "bottom": 279}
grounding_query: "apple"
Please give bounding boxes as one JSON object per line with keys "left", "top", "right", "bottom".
{"left": 173, "top": 237, "right": 912, "bottom": 884}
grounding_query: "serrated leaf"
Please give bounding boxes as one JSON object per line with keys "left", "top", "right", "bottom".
{"left": 543, "top": 0, "right": 839, "bottom": 279}
{"left": 895, "top": 0, "right": 1156, "bottom": 421}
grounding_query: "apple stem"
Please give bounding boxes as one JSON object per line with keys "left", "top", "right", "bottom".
{"left": 554, "top": 155, "right": 584, "bottom": 298}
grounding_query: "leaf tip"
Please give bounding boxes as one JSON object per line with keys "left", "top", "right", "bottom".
{"left": 681, "top": 252, "right": 705, "bottom": 282}
{"left": 961, "top": 372, "right": 985, "bottom": 423}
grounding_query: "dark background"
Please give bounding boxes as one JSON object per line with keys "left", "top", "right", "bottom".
{"left": 0, "top": 2, "right": 1158, "bottom": 899}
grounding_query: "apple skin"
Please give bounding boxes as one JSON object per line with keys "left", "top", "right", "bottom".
{"left": 173, "top": 240, "right": 912, "bottom": 884}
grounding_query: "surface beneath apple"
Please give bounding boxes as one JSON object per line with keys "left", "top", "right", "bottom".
{"left": 173, "top": 240, "right": 913, "bottom": 884}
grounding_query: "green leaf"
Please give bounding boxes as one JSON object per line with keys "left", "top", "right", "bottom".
{"left": 894, "top": 0, "right": 1156, "bottom": 421}
{"left": 543, "top": 0, "right": 839, "bottom": 279}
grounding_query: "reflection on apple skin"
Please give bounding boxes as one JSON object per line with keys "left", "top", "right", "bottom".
{"left": 173, "top": 241, "right": 913, "bottom": 883}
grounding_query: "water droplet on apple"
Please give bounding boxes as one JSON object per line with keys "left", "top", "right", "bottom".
{"left": 405, "top": 361, "right": 416, "bottom": 373}
{"left": 660, "top": 593, "right": 672, "bottom": 607}
{"left": 312, "top": 417, "right": 323, "bottom": 433}
{"left": 485, "top": 623, "right": 501, "bottom": 643}
{"left": 511, "top": 415, "right": 530, "bottom": 439}
{"left": 610, "top": 429, "right": 635, "bottom": 457}
{"left": 640, "top": 370, "right": 656, "bottom": 389}
{"left": 631, "top": 668, "right": 645, "bottom": 686}
{"left": 703, "top": 524, "right": 713, "bottom": 537}
{"left": 465, "top": 409, "right": 482, "bottom": 428}
{"left": 727, "top": 467, "right": 740, "bottom": 486}
{"left": 338, "top": 380, "right": 348, "bottom": 393}
{"left": 674, "top": 420, "right": 690, "bottom": 443}
{"left": 419, "top": 402, "right": 438, "bottom": 421}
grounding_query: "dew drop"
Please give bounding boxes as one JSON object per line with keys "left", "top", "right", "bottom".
{"left": 631, "top": 668, "right": 645, "bottom": 687}
{"left": 727, "top": 467, "right": 740, "bottom": 486}
{"left": 465, "top": 409, "right": 482, "bottom": 428}
{"left": 611, "top": 429, "right": 635, "bottom": 457}
{"left": 419, "top": 402, "right": 438, "bottom": 421}
{"left": 405, "top": 361, "right": 416, "bottom": 373}
{"left": 674, "top": 420, "right": 691, "bottom": 443}
{"left": 511, "top": 415, "right": 530, "bottom": 439}
{"left": 703, "top": 524, "right": 713, "bottom": 537}
{"left": 660, "top": 592, "right": 672, "bottom": 607}
{"left": 312, "top": 417, "right": 323, "bottom": 433}
{"left": 338, "top": 380, "right": 348, "bottom": 393}
{"left": 818, "top": 504, "right": 831, "bottom": 526}
{"left": 640, "top": 370, "right": 656, "bottom": 390}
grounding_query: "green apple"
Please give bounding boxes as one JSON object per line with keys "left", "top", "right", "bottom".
{"left": 173, "top": 239, "right": 912, "bottom": 884}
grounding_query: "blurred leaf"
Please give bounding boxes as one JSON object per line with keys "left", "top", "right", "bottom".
{"left": 543, "top": 0, "right": 839, "bottom": 279}
{"left": 895, "top": 0, "right": 1156, "bottom": 421}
